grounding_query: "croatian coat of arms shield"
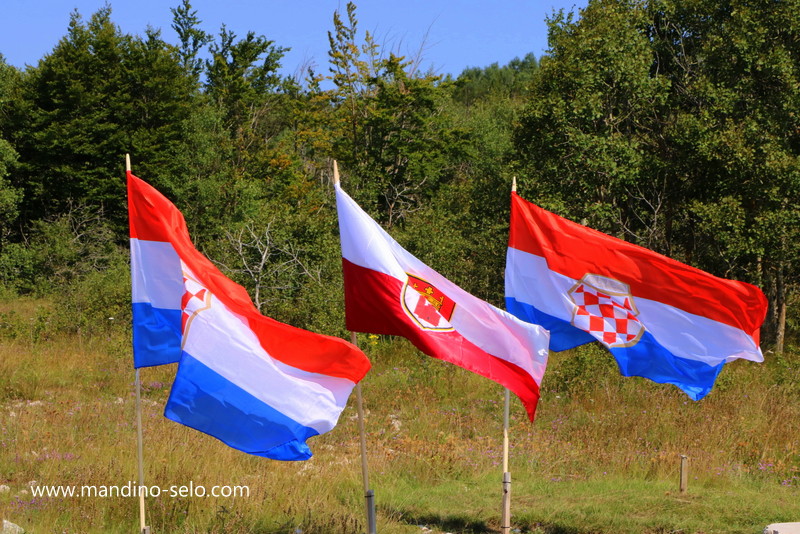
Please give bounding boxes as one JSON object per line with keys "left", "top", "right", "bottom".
{"left": 568, "top": 274, "right": 644, "bottom": 348}
{"left": 401, "top": 274, "right": 456, "bottom": 331}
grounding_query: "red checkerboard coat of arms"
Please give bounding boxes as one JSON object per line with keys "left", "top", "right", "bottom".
{"left": 402, "top": 274, "right": 456, "bottom": 331}
{"left": 568, "top": 274, "right": 644, "bottom": 348}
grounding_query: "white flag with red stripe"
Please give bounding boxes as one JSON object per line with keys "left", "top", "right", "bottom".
{"left": 335, "top": 184, "right": 549, "bottom": 421}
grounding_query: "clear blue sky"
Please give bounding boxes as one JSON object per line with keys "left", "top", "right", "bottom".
{"left": 0, "top": 1, "right": 587, "bottom": 78}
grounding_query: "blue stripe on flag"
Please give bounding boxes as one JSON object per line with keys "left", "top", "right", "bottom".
{"left": 164, "top": 353, "right": 319, "bottom": 461}
{"left": 505, "top": 297, "right": 725, "bottom": 400}
{"left": 132, "top": 302, "right": 182, "bottom": 368}
{"left": 505, "top": 296, "right": 595, "bottom": 352}
{"left": 609, "top": 331, "right": 725, "bottom": 401}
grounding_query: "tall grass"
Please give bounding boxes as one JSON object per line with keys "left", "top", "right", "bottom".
{"left": 1, "top": 299, "right": 799, "bottom": 533}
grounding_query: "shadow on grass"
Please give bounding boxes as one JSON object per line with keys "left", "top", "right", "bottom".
{"left": 394, "top": 508, "right": 611, "bottom": 534}
{"left": 524, "top": 523, "right": 595, "bottom": 534}
{"left": 385, "top": 507, "right": 492, "bottom": 533}
{"left": 386, "top": 508, "right": 592, "bottom": 534}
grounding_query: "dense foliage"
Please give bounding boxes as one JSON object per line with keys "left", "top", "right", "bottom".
{"left": 514, "top": 0, "right": 800, "bottom": 349}
{"left": 0, "top": 0, "right": 795, "bottom": 348}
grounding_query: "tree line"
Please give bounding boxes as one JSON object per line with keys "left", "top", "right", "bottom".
{"left": 0, "top": 0, "right": 795, "bottom": 351}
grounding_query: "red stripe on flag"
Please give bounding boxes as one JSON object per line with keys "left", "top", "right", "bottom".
{"left": 509, "top": 193, "right": 767, "bottom": 338}
{"left": 342, "top": 258, "right": 541, "bottom": 421}
{"left": 128, "top": 171, "right": 187, "bottom": 242}
{"left": 128, "top": 172, "right": 370, "bottom": 382}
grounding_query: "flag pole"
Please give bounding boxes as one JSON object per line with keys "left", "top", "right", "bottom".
{"left": 135, "top": 369, "right": 149, "bottom": 534}
{"left": 352, "top": 333, "right": 377, "bottom": 534}
{"left": 335, "top": 160, "right": 377, "bottom": 534}
{"left": 128, "top": 154, "right": 150, "bottom": 534}
{"left": 501, "top": 388, "right": 512, "bottom": 533}
{"left": 501, "top": 176, "right": 518, "bottom": 534}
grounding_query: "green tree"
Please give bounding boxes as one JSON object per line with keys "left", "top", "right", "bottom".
{"left": 452, "top": 53, "right": 539, "bottom": 106}
{"left": 427, "top": 54, "right": 544, "bottom": 302}
{"left": 0, "top": 55, "right": 21, "bottom": 251}
{"left": 328, "top": 3, "right": 467, "bottom": 228}
{"left": 205, "top": 26, "right": 287, "bottom": 128}
{"left": 660, "top": 0, "right": 800, "bottom": 349}
{"left": 514, "top": 0, "right": 672, "bottom": 245}
{"left": 170, "top": 0, "right": 212, "bottom": 83}
{"left": 7, "top": 7, "right": 197, "bottom": 233}
{"left": 513, "top": 0, "right": 800, "bottom": 348}
{"left": 0, "top": 139, "right": 19, "bottom": 248}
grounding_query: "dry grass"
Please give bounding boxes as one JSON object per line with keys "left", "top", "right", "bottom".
{"left": 1, "top": 303, "right": 799, "bottom": 533}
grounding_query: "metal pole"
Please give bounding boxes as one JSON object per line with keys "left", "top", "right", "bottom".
{"left": 503, "top": 176, "right": 516, "bottom": 534}
{"left": 351, "top": 332, "right": 377, "bottom": 534}
{"left": 501, "top": 388, "right": 511, "bottom": 533}
{"left": 337, "top": 165, "right": 375, "bottom": 533}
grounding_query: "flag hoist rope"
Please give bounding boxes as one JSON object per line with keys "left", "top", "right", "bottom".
{"left": 128, "top": 154, "right": 151, "bottom": 534}
{"left": 335, "top": 161, "right": 378, "bottom": 534}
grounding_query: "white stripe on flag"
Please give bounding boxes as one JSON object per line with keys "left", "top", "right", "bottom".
{"left": 506, "top": 247, "right": 762, "bottom": 365}
{"left": 182, "top": 293, "right": 353, "bottom": 434}
{"left": 130, "top": 238, "right": 183, "bottom": 308}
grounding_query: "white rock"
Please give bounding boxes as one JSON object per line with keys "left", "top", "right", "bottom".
{"left": 765, "top": 523, "right": 800, "bottom": 534}
{"left": 2, "top": 519, "right": 24, "bottom": 534}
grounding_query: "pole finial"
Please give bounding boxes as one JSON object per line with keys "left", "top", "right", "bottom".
{"left": 512, "top": 176, "right": 517, "bottom": 193}
{"left": 125, "top": 153, "right": 131, "bottom": 173}
{"left": 333, "top": 160, "right": 340, "bottom": 185}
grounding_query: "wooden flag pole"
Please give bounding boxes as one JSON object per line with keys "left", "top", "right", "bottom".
{"left": 135, "top": 369, "right": 149, "bottom": 534}
{"left": 335, "top": 161, "right": 377, "bottom": 534}
{"left": 128, "top": 154, "right": 151, "bottom": 534}
{"left": 680, "top": 455, "right": 689, "bottom": 493}
{"left": 501, "top": 388, "right": 512, "bottom": 533}
{"left": 501, "top": 176, "right": 517, "bottom": 534}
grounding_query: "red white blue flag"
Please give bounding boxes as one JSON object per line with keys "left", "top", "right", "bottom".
{"left": 505, "top": 192, "right": 767, "bottom": 400}
{"left": 336, "top": 184, "right": 549, "bottom": 421}
{"left": 128, "top": 172, "right": 371, "bottom": 459}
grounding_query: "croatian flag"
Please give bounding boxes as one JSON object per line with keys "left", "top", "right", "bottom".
{"left": 336, "top": 184, "right": 549, "bottom": 420}
{"left": 505, "top": 192, "right": 767, "bottom": 400}
{"left": 128, "top": 172, "right": 371, "bottom": 459}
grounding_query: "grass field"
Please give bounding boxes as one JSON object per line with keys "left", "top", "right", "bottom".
{"left": 1, "top": 297, "right": 799, "bottom": 533}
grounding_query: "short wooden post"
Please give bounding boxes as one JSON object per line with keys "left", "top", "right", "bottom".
{"left": 679, "top": 455, "right": 689, "bottom": 493}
